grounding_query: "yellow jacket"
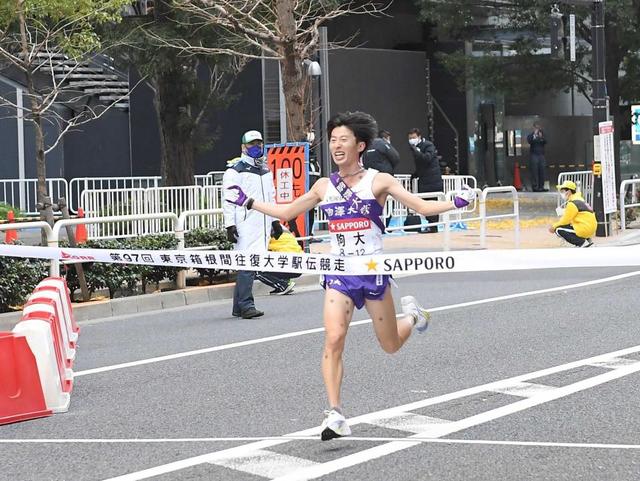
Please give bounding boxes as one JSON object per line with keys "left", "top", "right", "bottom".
{"left": 269, "top": 231, "right": 303, "bottom": 253}
{"left": 553, "top": 193, "right": 597, "bottom": 238}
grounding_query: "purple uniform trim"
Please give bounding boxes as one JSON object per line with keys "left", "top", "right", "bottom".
{"left": 321, "top": 274, "right": 391, "bottom": 309}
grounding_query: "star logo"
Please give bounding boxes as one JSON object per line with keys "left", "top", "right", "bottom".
{"left": 365, "top": 259, "right": 378, "bottom": 272}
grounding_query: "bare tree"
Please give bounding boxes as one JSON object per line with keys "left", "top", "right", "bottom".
{"left": 0, "top": 0, "right": 131, "bottom": 222}
{"left": 110, "top": 0, "right": 249, "bottom": 186}
{"left": 164, "top": 0, "right": 387, "bottom": 142}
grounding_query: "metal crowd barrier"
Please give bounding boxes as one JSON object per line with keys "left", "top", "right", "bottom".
{"left": 557, "top": 171, "right": 593, "bottom": 209}
{"left": 0, "top": 178, "right": 68, "bottom": 216}
{"left": 619, "top": 179, "right": 640, "bottom": 232}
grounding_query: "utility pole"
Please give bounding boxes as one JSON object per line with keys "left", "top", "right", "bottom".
{"left": 557, "top": 0, "right": 608, "bottom": 236}
{"left": 590, "top": 0, "right": 608, "bottom": 237}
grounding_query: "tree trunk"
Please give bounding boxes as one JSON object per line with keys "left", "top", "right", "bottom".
{"left": 152, "top": 68, "right": 195, "bottom": 187}
{"left": 18, "top": 0, "right": 51, "bottom": 225}
{"left": 276, "top": 0, "right": 306, "bottom": 142}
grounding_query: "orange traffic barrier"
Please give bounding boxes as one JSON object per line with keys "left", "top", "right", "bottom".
{"left": 75, "top": 208, "right": 88, "bottom": 244}
{"left": 4, "top": 210, "right": 18, "bottom": 244}
{"left": 513, "top": 161, "right": 523, "bottom": 191}
{"left": 0, "top": 331, "right": 52, "bottom": 425}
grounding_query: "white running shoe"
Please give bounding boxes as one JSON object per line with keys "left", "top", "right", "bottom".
{"left": 401, "top": 295, "right": 431, "bottom": 333}
{"left": 320, "top": 409, "right": 351, "bottom": 441}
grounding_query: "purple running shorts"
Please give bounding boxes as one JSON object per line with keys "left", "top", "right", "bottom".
{"left": 321, "top": 274, "right": 391, "bottom": 309}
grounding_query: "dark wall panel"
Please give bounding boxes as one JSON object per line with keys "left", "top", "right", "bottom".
{"left": 328, "top": 48, "right": 428, "bottom": 175}
{"left": 0, "top": 82, "right": 18, "bottom": 178}
{"left": 63, "top": 108, "right": 130, "bottom": 178}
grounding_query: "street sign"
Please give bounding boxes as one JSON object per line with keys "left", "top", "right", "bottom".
{"left": 266, "top": 143, "right": 309, "bottom": 237}
{"left": 632, "top": 104, "right": 640, "bottom": 145}
{"left": 598, "top": 121, "right": 617, "bottom": 214}
{"left": 569, "top": 14, "right": 576, "bottom": 62}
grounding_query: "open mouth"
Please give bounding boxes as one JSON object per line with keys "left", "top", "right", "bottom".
{"left": 333, "top": 151, "right": 346, "bottom": 161}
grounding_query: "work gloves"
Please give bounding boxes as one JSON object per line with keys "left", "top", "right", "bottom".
{"left": 271, "top": 221, "right": 283, "bottom": 240}
{"left": 226, "top": 225, "right": 239, "bottom": 243}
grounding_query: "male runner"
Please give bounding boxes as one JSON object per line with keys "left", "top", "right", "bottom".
{"left": 225, "top": 111, "right": 474, "bottom": 440}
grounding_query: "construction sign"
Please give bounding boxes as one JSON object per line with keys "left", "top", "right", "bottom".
{"left": 266, "top": 143, "right": 309, "bottom": 236}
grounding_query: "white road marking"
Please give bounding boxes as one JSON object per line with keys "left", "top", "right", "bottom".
{"left": 5, "top": 436, "right": 640, "bottom": 450}
{"left": 98, "top": 344, "right": 640, "bottom": 481}
{"left": 489, "top": 381, "right": 557, "bottom": 398}
{"left": 271, "top": 362, "right": 640, "bottom": 481}
{"left": 75, "top": 270, "right": 640, "bottom": 377}
{"left": 209, "top": 449, "right": 319, "bottom": 479}
{"left": 587, "top": 357, "right": 640, "bottom": 369}
{"left": 367, "top": 413, "right": 452, "bottom": 434}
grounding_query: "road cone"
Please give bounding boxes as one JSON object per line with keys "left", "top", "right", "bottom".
{"left": 513, "top": 161, "right": 523, "bottom": 191}
{"left": 75, "top": 208, "right": 88, "bottom": 244}
{"left": 4, "top": 210, "right": 18, "bottom": 244}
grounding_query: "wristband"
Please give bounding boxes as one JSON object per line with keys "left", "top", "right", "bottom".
{"left": 246, "top": 198, "right": 255, "bottom": 210}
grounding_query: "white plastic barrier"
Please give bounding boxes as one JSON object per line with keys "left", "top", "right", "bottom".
{"left": 36, "top": 278, "right": 80, "bottom": 340}
{"left": 619, "top": 178, "right": 640, "bottom": 232}
{"left": 12, "top": 321, "right": 71, "bottom": 413}
{"left": 22, "top": 302, "right": 75, "bottom": 366}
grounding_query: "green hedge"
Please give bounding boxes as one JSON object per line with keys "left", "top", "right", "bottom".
{"left": 0, "top": 228, "right": 233, "bottom": 311}
{"left": 0, "top": 245, "right": 48, "bottom": 312}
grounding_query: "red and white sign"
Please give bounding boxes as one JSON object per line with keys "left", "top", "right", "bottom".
{"left": 329, "top": 218, "right": 371, "bottom": 233}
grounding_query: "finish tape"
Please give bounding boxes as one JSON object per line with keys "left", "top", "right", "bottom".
{"left": 0, "top": 244, "right": 639, "bottom": 276}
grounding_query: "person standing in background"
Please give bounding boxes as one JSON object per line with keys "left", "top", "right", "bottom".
{"left": 222, "top": 130, "right": 283, "bottom": 319}
{"left": 408, "top": 128, "right": 443, "bottom": 233}
{"left": 362, "top": 129, "right": 400, "bottom": 174}
{"left": 527, "top": 122, "right": 548, "bottom": 192}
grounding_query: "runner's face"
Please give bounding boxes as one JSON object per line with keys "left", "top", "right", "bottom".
{"left": 330, "top": 126, "right": 364, "bottom": 167}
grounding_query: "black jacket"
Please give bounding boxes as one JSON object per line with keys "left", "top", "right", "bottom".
{"left": 362, "top": 138, "right": 400, "bottom": 174}
{"left": 527, "top": 130, "right": 547, "bottom": 155}
{"left": 410, "top": 139, "right": 442, "bottom": 190}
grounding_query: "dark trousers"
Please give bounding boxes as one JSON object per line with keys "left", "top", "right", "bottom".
{"left": 418, "top": 179, "right": 443, "bottom": 233}
{"left": 530, "top": 154, "right": 546, "bottom": 190}
{"left": 554, "top": 224, "right": 588, "bottom": 246}
{"left": 233, "top": 270, "right": 255, "bottom": 313}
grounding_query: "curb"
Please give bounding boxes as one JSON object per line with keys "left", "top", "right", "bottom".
{"left": 0, "top": 274, "right": 319, "bottom": 330}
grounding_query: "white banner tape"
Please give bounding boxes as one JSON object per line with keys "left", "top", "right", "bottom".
{"left": 0, "top": 244, "right": 639, "bottom": 276}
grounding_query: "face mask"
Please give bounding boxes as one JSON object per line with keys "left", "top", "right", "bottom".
{"left": 408, "top": 137, "right": 420, "bottom": 146}
{"left": 246, "top": 144, "right": 264, "bottom": 159}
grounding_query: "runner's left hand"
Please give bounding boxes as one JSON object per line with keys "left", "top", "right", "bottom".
{"left": 225, "top": 185, "right": 249, "bottom": 207}
{"left": 453, "top": 185, "right": 475, "bottom": 208}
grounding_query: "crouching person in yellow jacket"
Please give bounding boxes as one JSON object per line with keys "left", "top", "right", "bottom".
{"left": 549, "top": 180, "right": 597, "bottom": 247}
{"left": 256, "top": 223, "right": 303, "bottom": 295}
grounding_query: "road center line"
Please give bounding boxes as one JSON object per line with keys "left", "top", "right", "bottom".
{"left": 75, "top": 270, "right": 640, "bottom": 377}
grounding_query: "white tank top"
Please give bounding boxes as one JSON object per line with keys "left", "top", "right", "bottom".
{"left": 319, "top": 169, "right": 385, "bottom": 257}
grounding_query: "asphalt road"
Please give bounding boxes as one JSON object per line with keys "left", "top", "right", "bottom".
{"left": 3, "top": 266, "right": 640, "bottom": 481}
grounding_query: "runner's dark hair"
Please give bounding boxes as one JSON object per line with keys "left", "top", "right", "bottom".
{"left": 327, "top": 111, "right": 378, "bottom": 150}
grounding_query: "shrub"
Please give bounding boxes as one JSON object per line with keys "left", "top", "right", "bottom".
{"left": 0, "top": 247, "right": 48, "bottom": 312}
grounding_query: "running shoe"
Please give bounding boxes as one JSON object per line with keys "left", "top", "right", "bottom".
{"left": 320, "top": 409, "right": 351, "bottom": 441}
{"left": 269, "top": 279, "right": 296, "bottom": 295}
{"left": 580, "top": 238, "right": 594, "bottom": 248}
{"left": 401, "top": 295, "right": 431, "bottom": 333}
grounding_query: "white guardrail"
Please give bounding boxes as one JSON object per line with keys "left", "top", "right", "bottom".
{"left": 0, "top": 185, "right": 519, "bottom": 277}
